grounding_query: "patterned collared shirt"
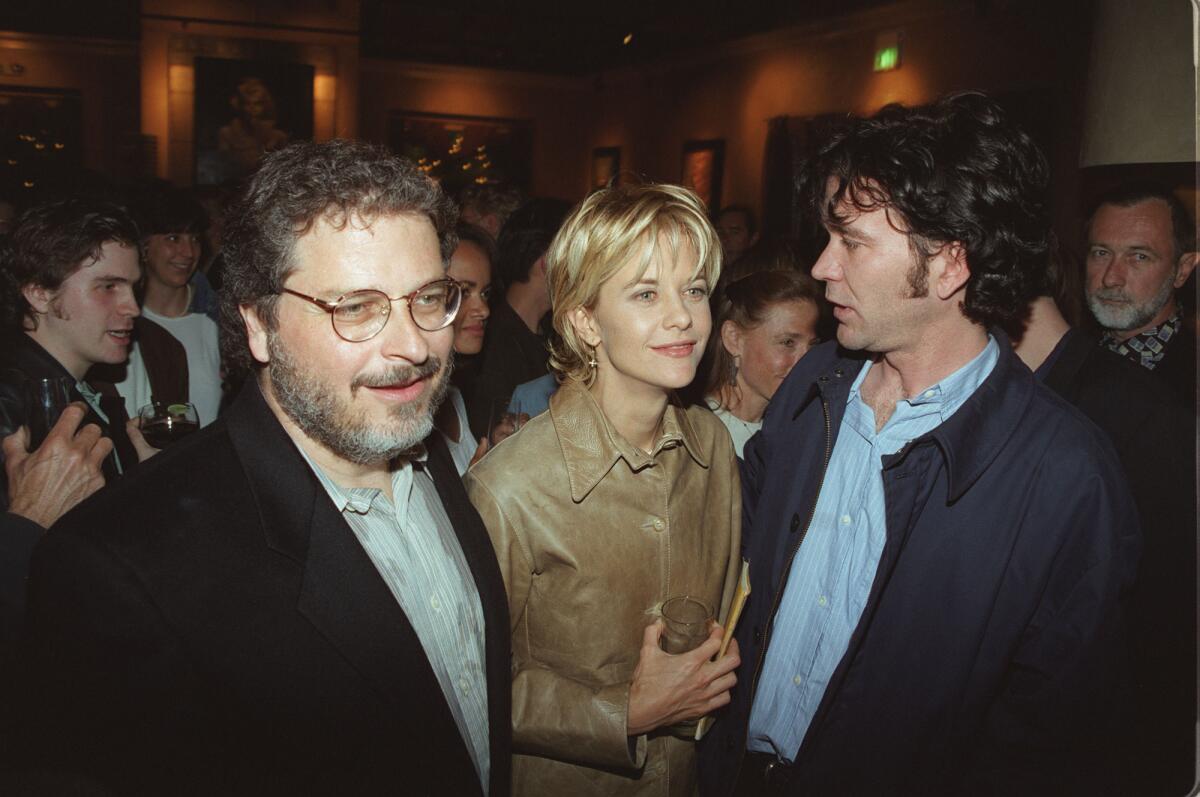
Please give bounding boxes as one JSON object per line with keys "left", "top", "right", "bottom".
{"left": 295, "top": 444, "right": 491, "bottom": 794}
{"left": 1100, "top": 311, "right": 1181, "bottom": 371}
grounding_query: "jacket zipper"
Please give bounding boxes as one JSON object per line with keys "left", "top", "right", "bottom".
{"left": 733, "top": 392, "right": 833, "bottom": 777}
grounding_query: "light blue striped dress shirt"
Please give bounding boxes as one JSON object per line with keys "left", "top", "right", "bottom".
{"left": 295, "top": 445, "right": 491, "bottom": 793}
{"left": 746, "top": 336, "right": 999, "bottom": 762}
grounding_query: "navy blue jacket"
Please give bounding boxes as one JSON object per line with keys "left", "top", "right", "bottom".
{"left": 699, "top": 338, "right": 1141, "bottom": 796}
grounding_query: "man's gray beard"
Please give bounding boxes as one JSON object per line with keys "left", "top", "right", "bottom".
{"left": 266, "top": 330, "right": 452, "bottom": 465}
{"left": 1087, "top": 271, "right": 1176, "bottom": 332}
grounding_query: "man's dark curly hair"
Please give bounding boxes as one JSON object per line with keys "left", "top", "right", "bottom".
{"left": 807, "top": 91, "right": 1050, "bottom": 329}
{"left": 0, "top": 198, "right": 140, "bottom": 332}
{"left": 219, "top": 139, "right": 458, "bottom": 376}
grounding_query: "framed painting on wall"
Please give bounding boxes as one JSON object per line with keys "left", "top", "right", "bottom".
{"left": 592, "top": 146, "right": 621, "bottom": 189}
{"left": 0, "top": 85, "right": 83, "bottom": 201}
{"left": 387, "top": 111, "right": 533, "bottom": 198}
{"left": 681, "top": 139, "right": 725, "bottom": 211}
{"left": 194, "top": 57, "right": 314, "bottom": 186}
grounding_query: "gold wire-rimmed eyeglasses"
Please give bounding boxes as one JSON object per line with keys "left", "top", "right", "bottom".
{"left": 280, "top": 278, "right": 463, "bottom": 342}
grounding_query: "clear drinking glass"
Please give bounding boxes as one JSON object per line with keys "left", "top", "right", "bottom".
{"left": 488, "top": 396, "right": 525, "bottom": 446}
{"left": 24, "top": 376, "right": 75, "bottom": 451}
{"left": 660, "top": 595, "right": 714, "bottom": 654}
{"left": 659, "top": 595, "right": 716, "bottom": 738}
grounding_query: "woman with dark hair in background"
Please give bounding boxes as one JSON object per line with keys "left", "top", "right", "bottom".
{"left": 121, "top": 185, "right": 223, "bottom": 427}
{"left": 437, "top": 222, "right": 495, "bottom": 474}
{"left": 704, "top": 270, "right": 822, "bottom": 456}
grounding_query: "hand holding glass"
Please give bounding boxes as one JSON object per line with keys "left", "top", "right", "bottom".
{"left": 24, "top": 376, "right": 75, "bottom": 451}
{"left": 660, "top": 596, "right": 715, "bottom": 654}
{"left": 138, "top": 402, "right": 199, "bottom": 449}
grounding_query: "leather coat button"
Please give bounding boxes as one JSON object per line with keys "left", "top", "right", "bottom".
{"left": 753, "top": 625, "right": 763, "bottom": 644}
{"left": 651, "top": 517, "right": 665, "bottom": 532}
{"left": 789, "top": 513, "right": 801, "bottom": 533}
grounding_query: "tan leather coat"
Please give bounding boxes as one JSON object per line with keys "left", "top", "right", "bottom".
{"left": 465, "top": 382, "right": 740, "bottom": 796}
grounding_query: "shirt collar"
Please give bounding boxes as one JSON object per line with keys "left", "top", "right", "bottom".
{"left": 1100, "top": 311, "right": 1181, "bottom": 369}
{"left": 1101, "top": 310, "right": 1181, "bottom": 345}
{"left": 292, "top": 440, "right": 428, "bottom": 517}
{"left": 846, "top": 336, "right": 1000, "bottom": 424}
{"left": 550, "top": 381, "right": 708, "bottom": 503}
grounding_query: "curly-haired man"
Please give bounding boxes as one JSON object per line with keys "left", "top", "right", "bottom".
{"left": 700, "top": 92, "right": 1139, "bottom": 796}
{"left": 15, "top": 140, "right": 511, "bottom": 796}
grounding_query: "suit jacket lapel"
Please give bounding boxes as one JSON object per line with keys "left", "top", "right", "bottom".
{"left": 225, "top": 381, "right": 461, "bottom": 716}
{"left": 296, "top": 491, "right": 448, "bottom": 707}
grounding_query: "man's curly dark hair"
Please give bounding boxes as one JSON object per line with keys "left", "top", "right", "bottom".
{"left": 219, "top": 139, "right": 458, "bottom": 377}
{"left": 0, "top": 199, "right": 140, "bottom": 332}
{"left": 807, "top": 91, "right": 1050, "bottom": 329}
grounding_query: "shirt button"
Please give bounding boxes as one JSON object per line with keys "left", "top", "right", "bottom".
{"left": 652, "top": 518, "right": 665, "bottom": 532}
{"left": 840, "top": 514, "right": 851, "bottom": 525}
{"left": 818, "top": 595, "right": 828, "bottom": 607}
{"left": 793, "top": 675, "right": 802, "bottom": 686}
{"left": 460, "top": 678, "right": 471, "bottom": 693}
{"left": 430, "top": 595, "right": 442, "bottom": 611}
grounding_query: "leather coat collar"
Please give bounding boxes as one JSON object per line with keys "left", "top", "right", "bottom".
{"left": 549, "top": 381, "right": 709, "bottom": 503}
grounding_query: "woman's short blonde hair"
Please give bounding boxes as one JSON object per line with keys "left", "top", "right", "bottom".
{"left": 546, "top": 182, "right": 722, "bottom": 384}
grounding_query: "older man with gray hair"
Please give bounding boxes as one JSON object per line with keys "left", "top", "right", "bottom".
{"left": 1084, "top": 181, "right": 1197, "bottom": 403}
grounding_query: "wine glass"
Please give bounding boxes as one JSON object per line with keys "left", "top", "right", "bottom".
{"left": 138, "top": 401, "right": 200, "bottom": 449}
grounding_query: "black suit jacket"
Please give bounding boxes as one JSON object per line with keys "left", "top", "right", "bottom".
{"left": 1041, "top": 329, "right": 1196, "bottom": 796}
{"left": 1150, "top": 315, "right": 1197, "bottom": 407}
{"left": 12, "top": 381, "right": 511, "bottom": 796}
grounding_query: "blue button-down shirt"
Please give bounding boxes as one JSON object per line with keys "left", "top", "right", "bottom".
{"left": 746, "top": 336, "right": 999, "bottom": 762}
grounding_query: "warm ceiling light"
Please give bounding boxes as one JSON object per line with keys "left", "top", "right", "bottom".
{"left": 622, "top": 33, "right": 633, "bottom": 45}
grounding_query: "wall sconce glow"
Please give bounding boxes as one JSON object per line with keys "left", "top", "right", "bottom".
{"left": 874, "top": 31, "right": 902, "bottom": 72}
{"left": 168, "top": 64, "right": 194, "bottom": 93}
{"left": 314, "top": 74, "right": 337, "bottom": 102}
{"left": 622, "top": 33, "right": 633, "bottom": 45}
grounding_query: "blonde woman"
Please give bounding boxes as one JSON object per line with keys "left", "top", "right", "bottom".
{"left": 465, "top": 183, "right": 742, "bottom": 795}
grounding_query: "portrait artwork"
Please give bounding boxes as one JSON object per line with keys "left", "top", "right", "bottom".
{"left": 194, "top": 57, "right": 314, "bottom": 185}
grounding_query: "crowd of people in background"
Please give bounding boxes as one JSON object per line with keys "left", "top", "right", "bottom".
{"left": 0, "top": 89, "right": 1192, "bottom": 796}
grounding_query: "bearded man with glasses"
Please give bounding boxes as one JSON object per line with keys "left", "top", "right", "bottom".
{"left": 12, "top": 140, "right": 511, "bottom": 797}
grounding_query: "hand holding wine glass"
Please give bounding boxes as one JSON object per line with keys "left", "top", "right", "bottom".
{"left": 137, "top": 401, "right": 200, "bottom": 450}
